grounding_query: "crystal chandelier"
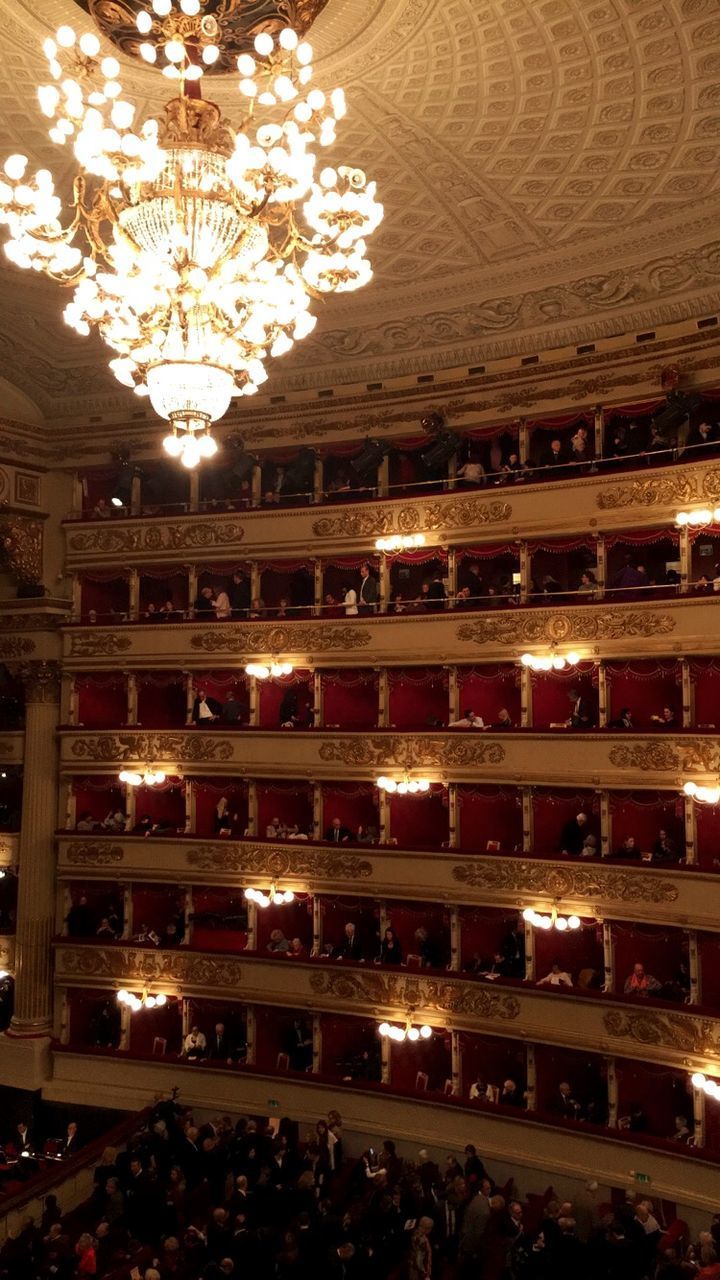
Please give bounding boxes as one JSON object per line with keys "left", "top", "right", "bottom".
{"left": 378, "top": 1018, "right": 433, "bottom": 1042}
{"left": 117, "top": 987, "right": 168, "bottom": 1012}
{"left": 0, "top": 2, "right": 382, "bottom": 466}
{"left": 119, "top": 765, "right": 166, "bottom": 786}
{"left": 244, "top": 883, "right": 295, "bottom": 908}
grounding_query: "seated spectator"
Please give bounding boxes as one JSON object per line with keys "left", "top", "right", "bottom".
{"left": 92, "top": 497, "right": 112, "bottom": 519}
{"left": 570, "top": 426, "right": 591, "bottom": 468}
{"left": 670, "top": 1114, "right": 692, "bottom": 1142}
{"left": 324, "top": 592, "right": 343, "bottom": 617}
{"left": 249, "top": 597, "right": 266, "bottom": 618}
{"left": 288, "top": 937, "right": 306, "bottom": 957}
{"left": 325, "top": 817, "right": 352, "bottom": 843}
{"left": 265, "top": 817, "right": 285, "bottom": 839}
{"left": 456, "top": 458, "right": 485, "bottom": 486}
{"left": 542, "top": 437, "right": 566, "bottom": 469}
{"left": 689, "top": 419, "right": 718, "bottom": 450}
{"left": 182, "top": 1026, "right": 207, "bottom": 1060}
{"left": 449, "top": 708, "right": 485, "bottom": 728}
{"left": 479, "top": 951, "right": 513, "bottom": 980}
{"left": 560, "top": 811, "right": 589, "bottom": 857}
{"left": 194, "top": 585, "right": 215, "bottom": 615}
{"left": 580, "top": 832, "right": 597, "bottom": 858}
{"left": 336, "top": 922, "right": 365, "bottom": 961}
{"left": 142, "top": 602, "right": 162, "bottom": 623}
{"left": 653, "top": 828, "right": 677, "bottom": 862}
{"left": 192, "top": 688, "right": 222, "bottom": 724}
{"left": 221, "top": 692, "right": 244, "bottom": 724}
{"left": 624, "top": 962, "right": 662, "bottom": 996}
{"left": 286, "top": 823, "right": 308, "bottom": 840}
{"left": 499, "top": 451, "right": 527, "bottom": 482}
{"left": 413, "top": 927, "right": 440, "bottom": 969}
{"left": 500, "top": 1079, "right": 523, "bottom": 1106}
{"left": 380, "top": 926, "right": 402, "bottom": 965}
{"left": 132, "top": 922, "right": 160, "bottom": 945}
{"left": 615, "top": 835, "right": 639, "bottom": 859}
{"left": 76, "top": 811, "right": 98, "bottom": 833}
{"left": 549, "top": 1081, "right": 582, "bottom": 1118}
{"left": 267, "top": 929, "right": 290, "bottom": 953}
{"left": 566, "top": 688, "right": 592, "bottom": 728}
{"left": 96, "top": 916, "right": 117, "bottom": 939}
{"left": 275, "top": 597, "right": 291, "bottom": 619}
{"left": 101, "top": 808, "right": 127, "bottom": 832}
{"left": 612, "top": 557, "right": 649, "bottom": 592}
{"left": 469, "top": 1073, "right": 488, "bottom": 1101}
{"left": 609, "top": 706, "right": 633, "bottom": 729}
{"left": 694, "top": 574, "right": 713, "bottom": 595}
{"left": 537, "top": 961, "right": 572, "bottom": 988}
{"left": 454, "top": 586, "right": 472, "bottom": 610}
{"left": 354, "top": 824, "right": 377, "bottom": 844}
{"left": 651, "top": 705, "right": 676, "bottom": 727}
{"left": 132, "top": 814, "right": 154, "bottom": 836}
{"left": 577, "top": 570, "right": 597, "bottom": 597}
{"left": 494, "top": 708, "right": 514, "bottom": 729}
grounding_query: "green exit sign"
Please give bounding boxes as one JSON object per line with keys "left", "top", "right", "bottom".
{"left": 634, "top": 1172, "right": 651, "bottom": 1185}
{"left": 267, "top": 1098, "right": 280, "bottom": 1109}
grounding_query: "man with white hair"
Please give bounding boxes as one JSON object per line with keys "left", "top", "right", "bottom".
{"left": 560, "top": 811, "right": 589, "bottom": 857}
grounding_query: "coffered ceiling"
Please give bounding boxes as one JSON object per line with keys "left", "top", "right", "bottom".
{"left": 0, "top": 0, "right": 718, "bottom": 428}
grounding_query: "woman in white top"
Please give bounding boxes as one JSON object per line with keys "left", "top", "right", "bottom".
{"left": 343, "top": 584, "right": 358, "bottom": 616}
{"left": 213, "top": 587, "right": 232, "bottom": 620}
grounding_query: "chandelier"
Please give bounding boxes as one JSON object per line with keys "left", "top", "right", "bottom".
{"left": 522, "top": 906, "right": 581, "bottom": 932}
{"left": 0, "top": 2, "right": 382, "bottom": 466}
{"left": 691, "top": 1072, "right": 720, "bottom": 1099}
{"left": 675, "top": 508, "right": 720, "bottom": 526}
{"left": 375, "top": 534, "right": 426, "bottom": 553}
{"left": 683, "top": 780, "right": 720, "bottom": 806}
{"left": 520, "top": 650, "right": 581, "bottom": 672}
{"left": 245, "top": 661, "right": 293, "bottom": 679}
{"left": 117, "top": 988, "right": 168, "bottom": 1012}
{"left": 119, "top": 765, "right": 166, "bottom": 786}
{"left": 245, "top": 882, "right": 295, "bottom": 907}
{"left": 378, "top": 1018, "right": 433, "bottom": 1043}
{"left": 376, "top": 775, "right": 431, "bottom": 795}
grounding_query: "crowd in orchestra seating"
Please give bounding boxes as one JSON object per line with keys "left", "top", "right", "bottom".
{"left": 4, "top": 1094, "right": 720, "bottom": 1279}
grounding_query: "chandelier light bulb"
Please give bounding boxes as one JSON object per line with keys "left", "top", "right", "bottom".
{"left": 378, "top": 1023, "right": 390, "bottom": 1037}
{"left": 56, "top": 26, "right": 76, "bottom": 48}
{"left": 153, "top": 0, "right": 172, "bottom": 13}
{"left": 165, "top": 39, "right": 186, "bottom": 64}
{"left": 145, "top": 995, "right": 157, "bottom": 1008}
{"left": 296, "top": 41, "right": 313, "bottom": 64}
{"left": 555, "top": 916, "right": 568, "bottom": 931}
{"left": 79, "top": 32, "right": 101, "bottom": 58}
{"left": 181, "top": 0, "right": 201, "bottom": 12}
{"left": 254, "top": 32, "right": 274, "bottom": 56}
{"left": 137, "top": 10, "right": 153, "bottom": 34}
{"left": 420, "top": 1025, "right": 433, "bottom": 1039}
{"left": 155, "top": 993, "right": 167, "bottom": 1006}
{"left": 692, "top": 1072, "right": 706, "bottom": 1088}
{"left": 101, "top": 55, "right": 120, "bottom": 77}
{"left": 407, "top": 1026, "right": 420, "bottom": 1041}
{"left": 202, "top": 45, "right": 220, "bottom": 66}
{"left": 567, "top": 915, "right": 581, "bottom": 930}
{"left": 140, "top": 43, "right": 157, "bottom": 64}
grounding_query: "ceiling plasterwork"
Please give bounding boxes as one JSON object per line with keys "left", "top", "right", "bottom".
{"left": 0, "top": 0, "right": 717, "bottom": 427}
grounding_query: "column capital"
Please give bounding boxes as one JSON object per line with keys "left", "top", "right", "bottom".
{"left": 18, "top": 660, "right": 61, "bottom": 705}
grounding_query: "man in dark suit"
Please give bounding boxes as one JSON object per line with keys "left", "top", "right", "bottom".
{"left": 433, "top": 1185, "right": 467, "bottom": 1264}
{"left": 208, "top": 1021, "right": 234, "bottom": 1063}
{"left": 426, "top": 572, "right": 447, "bottom": 612}
{"left": 567, "top": 688, "right": 592, "bottom": 728}
{"left": 61, "top": 1122, "right": 80, "bottom": 1159}
{"left": 325, "top": 817, "right": 352, "bottom": 844}
{"left": 336, "top": 922, "right": 364, "bottom": 961}
{"left": 358, "top": 563, "right": 378, "bottom": 615}
{"left": 192, "top": 689, "right": 222, "bottom": 724}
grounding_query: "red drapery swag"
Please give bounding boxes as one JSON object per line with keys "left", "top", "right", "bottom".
{"left": 605, "top": 661, "right": 682, "bottom": 728}
{"left": 389, "top": 547, "right": 448, "bottom": 567}
{"left": 257, "top": 558, "right": 315, "bottom": 574}
{"left": 606, "top": 399, "right": 665, "bottom": 418}
{"left": 533, "top": 919, "right": 603, "bottom": 983}
{"left": 604, "top": 530, "right": 679, "bottom": 548}
{"left": 465, "top": 421, "right": 520, "bottom": 442}
{"left": 322, "top": 553, "right": 381, "bottom": 571}
{"left": 456, "top": 543, "right": 519, "bottom": 562}
{"left": 526, "top": 536, "right": 598, "bottom": 554}
{"left": 527, "top": 411, "right": 594, "bottom": 432}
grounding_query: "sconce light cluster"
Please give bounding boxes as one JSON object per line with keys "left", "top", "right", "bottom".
{"left": 376, "top": 776, "right": 431, "bottom": 795}
{"left": 245, "top": 883, "right": 295, "bottom": 908}
{"left": 523, "top": 907, "right": 581, "bottom": 932}
{"left": 683, "top": 780, "right": 720, "bottom": 806}
{"left": 378, "top": 1019, "right": 433, "bottom": 1042}
{"left": 119, "top": 766, "right": 166, "bottom": 787}
{"left": 520, "top": 651, "right": 580, "bottom": 672}
{"left": 375, "top": 533, "right": 426, "bottom": 553}
{"left": 245, "top": 662, "right": 294, "bottom": 679}
{"left": 691, "top": 1072, "right": 720, "bottom": 1099}
{"left": 117, "top": 988, "right": 168, "bottom": 1012}
{"left": 675, "top": 508, "right": 720, "bottom": 527}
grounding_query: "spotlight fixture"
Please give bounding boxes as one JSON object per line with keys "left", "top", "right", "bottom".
{"left": 683, "top": 780, "right": 720, "bottom": 806}
{"left": 117, "top": 988, "right": 168, "bottom": 1012}
{"left": 244, "top": 883, "right": 295, "bottom": 908}
{"left": 522, "top": 906, "right": 581, "bottom": 932}
{"left": 675, "top": 508, "right": 720, "bottom": 527}
{"left": 378, "top": 1017, "right": 433, "bottom": 1043}
{"left": 119, "top": 766, "right": 166, "bottom": 787}
{"left": 520, "top": 650, "right": 581, "bottom": 672}
{"left": 376, "top": 775, "right": 431, "bottom": 795}
{"left": 691, "top": 1071, "right": 720, "bottom": 1098}
{"left": 375, "top": 533, "right": 426, "bottom": 553}
{"left": 245, "top": 662, "right": 294, "bottom": 679}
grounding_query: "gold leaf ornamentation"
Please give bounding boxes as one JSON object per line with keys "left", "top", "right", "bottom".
{"left": 312, "top": 509, "right": 398, "bottom": 538}
{"left": 602, "top": 1008, "right": 719, "bottom": 1057}
{"left": 422, "top": 498, "right": 511, "bottom": 531}
{"left": 0, "top": 637, "right": 35, "bottom": 659}
{"left": 608, "top": 742, "right": 680, "bottom": 771}
{"left": 457, "top": 609, "right": 675, "bottom": 646}
{"left": 190, "top": 625, "right": 371, "bottom": 654}
{"left": 596, "top": 473, "right": 703, "bottom": 510}
{"left": 65, "top": 843, "right": 125, "bottom": 866}
{"left": 0, "top": 516, "right": 43, "bottom": 584}
{"left": 309, "top": 969, "right": 521, "bottom": 1021}
{"left": 69, "top": 633, "right": 133, "bottom": 658}
{"left": 56, "top": 944, "right": 243, "bottom": 990}
{"left": 68, "top": 733, "right": 234, "bottom": 764}
{"left": 452, "top": 860, "right": 678, "bottom": 904}
{"left": 318, "top": 735, "right": 505, "bottom": 769}
{"left": 68, "top": 521, "right": 244, "bottom": 556}
{"left": 186, "top": 842, "right": 372, "bottom": 881}
{"left": 19, "top": 660, "right": 61, "bottom": 705}
{"left": 679, "top": 738, "right": 720, "bottom": 774}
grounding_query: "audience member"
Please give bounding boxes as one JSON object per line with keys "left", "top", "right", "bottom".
{"left": 537, "top": 961, "right": 572, "bottom": 988}
{"left": 560, "top": 811, "right": 589, "bottom": 857}
{"left": 624, "top": 962, "right": 662, "bottom": 996}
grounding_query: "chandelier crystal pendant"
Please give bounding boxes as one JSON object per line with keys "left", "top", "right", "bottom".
{"left": 0, "top": 3, "right": 383, "bottom": 466}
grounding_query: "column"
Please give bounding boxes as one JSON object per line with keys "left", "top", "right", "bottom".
{"left": 519, "top": 542, "right": 530, "bottom": 604}
{"left": 126, "top": 673, "right": 137, "bottom": 726}
{"left": 596, "top": 535, "right": 606, "bottom": 600}
{"left": 72, "top": 473, "right": 84, "bottom": 516}
{"left": 378, "top": 453, "right": 389, "bottom": 499}
{"left": 693, "top": 1082, "right": 706, "bottom": 1149}
{"left": 312, "top": 783, "right": 322, "bottom": 842}
{"left": 448, "top": 906, "right": 460, "bottom": 971}
{"left": 59, "top": 886, "right": 72, "bottom": 936}
{"left": 525, "top": 1044, "right": 537, "bottom": 1112}
{"left": 523, "top": 916, "right": 534, "bottom": 980}
{"left": 312, "top": 1013, "right": 321, "bottom": 1072}
{"left": 248, "top": 675, "right": 260, "bottom": 727}
{"left": 5, "top": 662, "right": 60, "bottom": 1077}
{"left": 251, "top": 463, "right": 262, "bottom": 508}
{"left": 679, "top": 525, "right": 691, "bottom": 595}
{"left": 122, "top": 883, "right": 133, "bottom": 940}
{"left": 681, "top": 659, "right": 692, "bottom": 729}
{"left": 518, "top": 418, "right": 530, "bottom": 468}
{"left": 600, "top": 791, "right": 610, "bottom": 859}
{"left": 130, "top": 471, "right": 142, "bottom": 516}
{"left": 381, "top": 1035, "right": 391, "bottom": 1084}
{"left": 181, "top": 996, "right": 191, "bottom": 1040}
{"left": 446, "top": 454, "right": 457, "bottom": 492}
{"left": 378, "top": 669, "right": 389, "bottom": 727}
{"left": 450, "top": 1029, "right": 461, "bottom": 1096}
{"left": 185, "top": 781, "right": 196, "bottom": 835}
{"left": 606, "top": 1057, "right": 618, "bottom": 1128}
{"left": 313, "top": 559, "right": 323, "bottom": 617}
{"left": 312, "top": 670, "right": 323, "bottom": 728}
{"left": 312, "top": 897, "right": 322, "bottom": 957}
{"left": 602, "top": 920, "right": 614, "bottom": 993}
{"left": 446, "top": 548, "right": 457, "bottom": 606}
{"left": 593, "top": 405, "right": 604, "bottom": 461}
{"left": 245, "top": 1006, "right": 256, "bottom": 1064}
{"left": 689, "top": 929, "right": 700, "bottom": 1005}
{"left": 187, "top": 565, "right": 198, "bottom": 615}
{"left": 448, "top": 667, "right": 459, "bottom": 722}
{"left": 447, "top": 784, "right": 459, "bottom": 849}
{"left": 520, "top": 667, "right": 533, "bottom": 728}
{"left": 71, "top": 574, "right": 82, "bottom": 622}
{"left": 522, "top": 787, "right": 533, "bottom": 854}
{"left": 313, "top": 456, "right": 323, "bottom": 505}
{"left": 188, "top": 470, "right": 200, "bottom": 514}
{"left": 684, "top": 795, "right": 697, "bottom": 866}
{"left": 185, "top": 673, "right": 195, "bottom": 726}
{"left": 378, "top": 791, "right": 390, "bottom": 843}
{"left": 125, "top": 781, "right": 137, "bottom": 831}
{"left": 249, "top": 561, "right": 260, "bottom": 607}
{"left": 59, "top": 777, "right": 74, "bottom": 831}
{"left": 57, "top": 989, "right": 69, "bottom": 1046}
{"left": 246, "top": 900, "right": 257, "bottom": 952}
{"left": 379, "top": 556, "right": 390, "bottom": 614}
{"left": 597, "top": 661, "right": 608, "bottom": 727}
{"left": 118, "top": 1002, "right": 131, "bottom": 1051}
{"left": 182, "top": 885, "right": 193, "bottom": 946}
{"left": 60, "top": 675, "right": 75, "bottom": 726}
{"left": 128, "top": 568, "right": 140, "bottom": 621}
{"left": 247, "top": 781, "right": 258, "bottom": 836}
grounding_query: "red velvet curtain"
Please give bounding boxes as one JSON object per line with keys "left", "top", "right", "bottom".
{"left": 197, "top": 565, "right": 250, "bottom": 596}
{"left": 697, "top": 934, "right": 720, "bottom": 1010}
{"left": 136, "top": 675, "right": 186, "bottom": 728}
{"left": 255, "top": 782, "right": 314, "bottom": 835}
{"left": 615, "top": 1059, "right": 690, "bottom": 1138}
{"left": 611, "top": 922, "right": 686, "bottom": 994}
{"left": 73, "top": 777, "right": 125, "bottom": 824}
{"left": 531, "top": 789, "right": 599, "bottom": 855}
{"left": 531, "top": 663, "right": 597, "bottom": 728}
{"left": 458, "top": 907, "right": 518, "bottom": 970}
{"left": 128, "top": 998, "right": 183, "bottom": 1056}
{"left": 389, "top": 787, "right": 449, "bottom": 849}
{"left": 258, "top": 671, "right": 313, "bottom": 728}
{"left": 390, "top": 1032, "right": 452, "bottom": 1093}
{"left": 132, "top": 781, "right": 185, "bottom": 829}
{"left": 533, "top": 1044, "right": 606, "bottom": 1113}
{"left": 527, "top": 411, "right": 594, "bottom": 432}
{"left": 193, "top": 780, "right": 249, "bottom": 837}
{"left": 460, "top": 1032, "right": 526, "bottom": 1098}
{"left": 606, "top": 661, "right": 681, "bottom": 728}
{"left": 320, "top": 784, "right": 379, "bottom": 838}
{"left": 390, "top": 551, "right": 447, "bottom": 603}
{"left": 132, "top": 884, "right": 184, "bottom": 935}
{"left": 320, "top": 1015, "right": 379, "bottom": 1075}
{"left": 696, "top": 803, "right": 720, "bottom": 870}
{"left": 76, "top": 675, "right": 127, "bottom": 729}
{"left": 68, "top": 989, "right": 119, "bottom": 1047}
{"left": 456, "top": 666, "right": 520, "bottom": 725}
{"left": 608, "top": 791, "right": 682, "bottom": 858}
{"left": 323, "top": 557, "right": 381, "bottom": 604}
{"left": 192, "top": 671, "right": 249, "bottom": 708}
{"left": 192, "top": 887, "right": 248, "bottom": 953}
{"left": 457, "top": 785, "right": 523, "bottom": 853}
{"left": 533, "top": 920, "right": 604, "bottom": 983}
{"left": 80, "top": 574, "right": 129, "bottom": 620}
{"left": 322, "top": 671, "right": 378, "bottom": 729}
{"left": 690, "top": 659, "right": 720, "bottom": 729}
{"left": 184, "top": 997, "right": 246, "bottom": 1047}
{"left": 80, "top": 467, "right": 118, "bottom": 515}
{"left": 253, "top": 1005, "right": 307, "bottom": 1071}
{"left": 139, "top": 569, "right": 188, "bottom": 611}
{"left": 384, "top": 900, "right": 450, "bottom": 967}
{"left": 319, "top": 898, "right": 379, "bottom": 954}
{"left": 388, "top": 668, "right": 448, "bottom": 729}
{"left": 259, "top": 564, "right": 314, "bottom": 611}
{"left": 254, "top": 897, "right": 313, "bottom": 952}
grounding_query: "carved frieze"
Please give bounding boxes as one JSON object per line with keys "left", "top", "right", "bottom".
{"left": 309, "top": 969, "right": 521, "bottom": 1022}
{"left": 609, "top": 738, "right": 720, "bottom": 774}
{"left": 18, "top": 660, "right": 61, "bottom": 704}
{"left": 65, "top": 843, "right": 125, "bottom": 866}
{"left": 190, "top": 624, "right": 371, "bottom": 654}
{"left": 318, "top": 735, "right": 505, "bottom": 769}
{"left": 312, "top": 509, "right": 398, "bottom": 539}
{"left": 186, "top": 843, "right": 372, "bottom": 881}
{"left": 603, "top": 1008, "right": 720, "bottom": 1057}
{"left": 56, "top": 945, "right": 243, "bottom": 989}
{"left": 0, "top": 637, "right": 35, "bottom": 660}
{"left": 68, "top": 733, "right": 233, "bottom": 764}
{"left": 422, "top": 498, "right": 512, "bottom": 532}
{"left": 68, "top": 633, "right": 133, "bottom": 658}
{"left": 457, "top": 610, "right": 676, "bottom": 646}
{"left": 311, "top": 498, "right": 511, "bottom": 540}
{"left": 67, "top": 521, "right": 244, "bottom": 555}
{"left": 597, "top": 472, "right": 708, "bottom": 511}
{"left": 0, "top": 516, "right": 43, "bottom": 584}
{"left": 452, "top": 860, "right": 678, "bottom": 904}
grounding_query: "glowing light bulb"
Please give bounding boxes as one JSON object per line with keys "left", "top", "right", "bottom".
{"left": 181, "top": 0, "right": 201, "bottom": 12}
{"left": 692, "top": 1072, "right": 707, "bottom": 1088}
{"left": 420, "top": 1025, "right": 433, "bottom": 1039}
{"left": 237, "top": 53, "right": 256, "bottom": 76}
{"left": 140, "top": 43, "right": 157, "bottom": 63}
{"left": 56, "top": 26, "right": 76, "bottom": 48}
{"left": 280, "top": 29, "right": 299, "bottom": 50}
{"left": 101, "top": 56, "right": 120, "bottom": 78}
{"left": 79, "top": 32, "right": 101, "bottom": 57}
{"left": 296, "top": 41, "right": 313, "bottom": 64}
{"left": 378, "top": 1023, "right": 390, "bottom": 1037}
{"left": 137, "top": 10, "right": 153, "bottom": 34}
{"left": 407, "top": 1027, "right": 420, "bottom": 1041}
{"left": 567, "top": 915, "right": 581, "bottom": 930}
{"left": 165, "top": 39, "right": 185, "bottom": 64}
{"left": 566, "top": 652, "right": 580, "bottom": 665}
{"left": 254, "top": 32, "right": 274, "bottom": 56}
{"left": 155, "top": 994, "right": 167, "bottom": 1007}
{"left": 203, "top": 44, "right": 220, "bottom": 65}
{"left": 152, "top": 0, "right": 172, "bottom": 13}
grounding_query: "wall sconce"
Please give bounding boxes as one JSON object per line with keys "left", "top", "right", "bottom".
{"left": 378, "top": 1017, "right": 433, "bottom": 1042}
{"left": 683, "top": 781, "right": 720, "bottom": 806}
{"left": 375, "top": 533, "right": 426, "bottom": 552}
{"left": 245, "top": 662, "right": 294, "bottom": 679}
{"left": 244, "top": 883, "right": 295, "bottom": 908}
{"left": 675, "top": 508, "right": 720, "bottom": 527}
{"left": 376, "top": 775, "right": 431, "bottom": 795}
{"left": 520, "top": 650, "right": 580, "bottom": 672}
{"left": 117, "top": 988, "right": 168, "bottom": 1012}
{"left": 523, "top": 906, "right": 581, "bottom": 932}
{"left": 691, "top": 1072, "right": 720, "bottom": 1098}
{"left": 119, "top": 766, "right": 166, "bottom": 787}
